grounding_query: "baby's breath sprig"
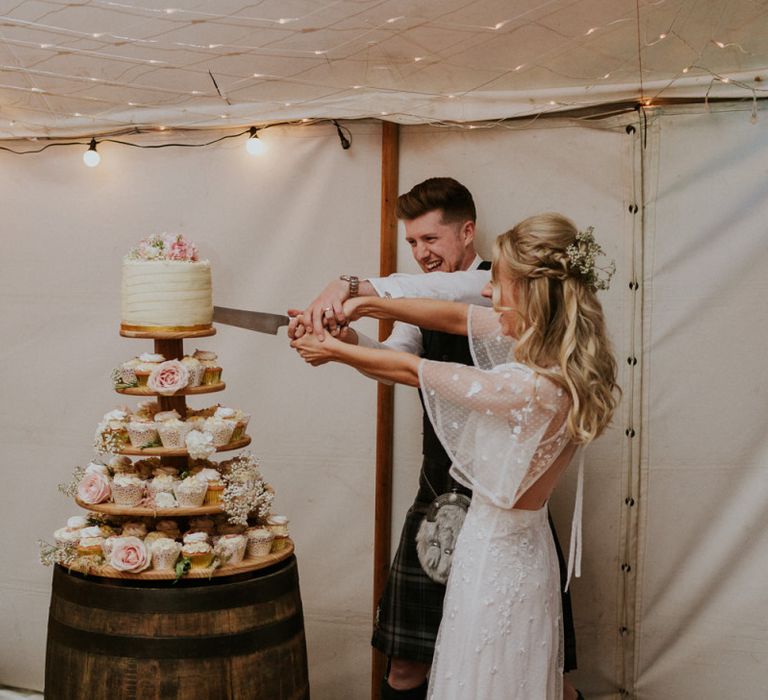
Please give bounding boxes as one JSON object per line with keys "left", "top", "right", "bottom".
{"left": 58, "top": 466, "right": 86, "bottom": 497}
{"left": 221, "top": 452, "right": 274, "bottom": 525}
{"left": 111, "top": 366, "right": 138, "bottom": 390}
{"left": 38, "top": 539, "right": 76, "bottom": 567}
{"left": 565, "top": 226, "right": 616, "bottom": 291}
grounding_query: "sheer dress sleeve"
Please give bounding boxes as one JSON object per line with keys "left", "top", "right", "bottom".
{"left": 418, "top": 359, "right": 564, "bottom": 509}
{"left": 467, "top": 304, "right": 516, "bottom": 370}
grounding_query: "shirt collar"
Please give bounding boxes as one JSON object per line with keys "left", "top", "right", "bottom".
{"left": 467, "top": 254, "right": 483, "bottom": 271}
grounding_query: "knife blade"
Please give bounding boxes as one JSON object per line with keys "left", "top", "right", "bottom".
{"left": 213, "top": 306, "right": 290, "bottom": 335}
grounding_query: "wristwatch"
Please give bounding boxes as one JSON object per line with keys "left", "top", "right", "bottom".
{"left": 339, "top": 274, "right": 360, "bottom": 298}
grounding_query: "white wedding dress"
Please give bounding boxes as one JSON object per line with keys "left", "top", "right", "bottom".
{"left": 420, "top": 306, "right": 575, "bottom": 700}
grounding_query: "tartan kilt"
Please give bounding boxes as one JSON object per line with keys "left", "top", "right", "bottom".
{"left": 371, "top": 501, "right": 445, "bottom": 664}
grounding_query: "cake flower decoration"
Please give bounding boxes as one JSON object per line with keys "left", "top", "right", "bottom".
{"left": 77, "top": 471, "right": 112, "bottom": 504}
{"left": 148, "top": 359, "right": 190, "bottom": 395}
{"left": 110, "top": 536, "right": 152, "bottom": 572}
{"left": 127, "top": 233, "right": 199, "bottom": 262}
{"left": 185, "top": 429, "right": 216, "bottom": 460}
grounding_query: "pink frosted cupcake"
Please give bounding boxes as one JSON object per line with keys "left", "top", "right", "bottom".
{"left": 111, "top": 474, "right": 146, "bottom": 506}
{"left": 173, "top": 476, "right": 207, "bottom": 507}
{"left": 150, "top": 538, "right": 182, "bottom": 571}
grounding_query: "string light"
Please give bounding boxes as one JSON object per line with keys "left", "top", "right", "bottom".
{"left": 83, "top": 138, "right": 100, "bottom": 167}
{"left": 245, "top": 127, "right": 264, "bottom": 155}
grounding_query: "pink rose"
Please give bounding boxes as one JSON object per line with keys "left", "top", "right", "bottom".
{"left": 168, "top": 239, "right": 198, "bottom": 261}
{"left": 110, "top": 536, "right": 151, "bottom": 572}
{"left": 77, "top": 472, "right": 111, "bottom": 504}
{"left": 148, "top": 360, "right": 190, "bottom": 395}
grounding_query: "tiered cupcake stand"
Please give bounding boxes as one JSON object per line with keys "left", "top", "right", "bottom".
{"left": 45, "top": 326, "right": 309, "bottom": 699}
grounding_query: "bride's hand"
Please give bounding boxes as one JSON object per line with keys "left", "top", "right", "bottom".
{"left": 291, "top": 330, "right": 341, "bottom": 366}
{"left": 341, "top": 296, "right": 367, "bottom": 322}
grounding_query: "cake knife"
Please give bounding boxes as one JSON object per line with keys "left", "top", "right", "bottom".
{"left": 213, "top": 306, "right": 290, "bottom": 335}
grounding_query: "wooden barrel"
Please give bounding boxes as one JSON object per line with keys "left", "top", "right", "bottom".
{"left": 45, "top": 555, "right": 309, "bottom": 699}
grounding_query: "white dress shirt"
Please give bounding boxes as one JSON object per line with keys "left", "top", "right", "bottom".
{"left": 356, "top": 256, "right": 491, "bottom": 354}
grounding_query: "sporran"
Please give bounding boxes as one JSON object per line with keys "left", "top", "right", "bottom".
{"left": 415, "top": 490, "right": 470, "bottom": 584}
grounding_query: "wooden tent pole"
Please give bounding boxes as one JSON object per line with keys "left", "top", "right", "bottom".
{"left": 372, "top": 120, "right": 399, "bottom": 699}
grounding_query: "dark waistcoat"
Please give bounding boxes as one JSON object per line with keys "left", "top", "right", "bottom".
{"left": 418, "top": 260, "right": 491, "bottom": 468}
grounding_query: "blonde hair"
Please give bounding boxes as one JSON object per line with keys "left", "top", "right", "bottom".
{"left": 491, "top": 213, "right": 619, "bottom": 444}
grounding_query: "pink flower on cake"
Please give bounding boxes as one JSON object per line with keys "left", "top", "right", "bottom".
{"left": 167, "top": 236, "right": 199, "bottom": 262}
{"left": 148, "top": 360, "right": 190, "bottom": 396}
{"left": 77, "top": 471, "right": 111, "bottom": 504}
{"left": 110, "top": 536, "right": 151, "bottom": 572}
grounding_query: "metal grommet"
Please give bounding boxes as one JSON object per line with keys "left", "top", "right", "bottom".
{"left": 628, "top": 203, "right": 639, "bottom": 214}
{"left": 625, "top": 428, "right": 636, "bottom": 438}
{"left": 627, "top": 356, "right": 638, "bottom": 366}
{"left": 626, "top": 125, "right": 636, "bottom": 134}
{"left": 624, "top": 497, "right": 635, "bottom": 506}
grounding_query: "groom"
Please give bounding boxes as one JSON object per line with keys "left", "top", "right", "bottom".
{"left": 291, "top": 178, "right": 577, "bottom": 699}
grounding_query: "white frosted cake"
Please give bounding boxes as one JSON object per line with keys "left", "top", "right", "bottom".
{"left": 120, "top": 234, "right": 213, "bottom": 331}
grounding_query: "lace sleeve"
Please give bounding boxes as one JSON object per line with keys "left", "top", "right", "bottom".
{"left": 468, "top": 305, "right": 516, "bottom": 370}
{"left": 419, "top": 359, "right": 560, "bottom": 508}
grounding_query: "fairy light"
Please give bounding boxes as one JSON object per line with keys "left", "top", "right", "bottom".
{"left": 83, "top": 138, "right": 100, "bottom": 167}
{"left": 245, "top": 127, "right": 265, "bottom": 155}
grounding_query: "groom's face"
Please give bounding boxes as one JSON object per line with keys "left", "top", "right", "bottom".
{"left": 404, "top": 209, "right": 475, "bottom": 273}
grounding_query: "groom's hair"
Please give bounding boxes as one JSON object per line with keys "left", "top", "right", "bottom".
{"left": 396, "top": 177, "right": 476, "bottom": 225}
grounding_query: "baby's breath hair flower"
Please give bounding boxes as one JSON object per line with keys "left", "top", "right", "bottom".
{"left": 565, "top": 226, "right": 616, "bottom": 291}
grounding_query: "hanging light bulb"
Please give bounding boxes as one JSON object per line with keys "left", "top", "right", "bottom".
{"left": 245, "top": 127, "right": 265, "bottom": 155}
{"left": 83, "top": 138, "right": 100, "bottom": 167}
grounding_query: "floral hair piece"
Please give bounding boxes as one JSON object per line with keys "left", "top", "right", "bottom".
{"left": 565, "top": 226, "right": 616, "bottom": 291}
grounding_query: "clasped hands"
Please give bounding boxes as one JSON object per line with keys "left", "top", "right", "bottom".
{"left": 288, "top": 293, "right": 365, "bottom": 366}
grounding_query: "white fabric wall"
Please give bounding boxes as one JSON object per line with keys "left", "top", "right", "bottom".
{"left": 1, "top": 104, "right": 765, "bottom": 698}
{"left": 635, "top": 104, "right": 768, "bottom": 699}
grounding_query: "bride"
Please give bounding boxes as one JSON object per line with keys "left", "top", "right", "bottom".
{"left": 292, "top": 213, "right": 618, "bottom": 699}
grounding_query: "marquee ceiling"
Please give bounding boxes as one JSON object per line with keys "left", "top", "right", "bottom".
{"left": 0, "top": 0, "right": 766, "bottom": 137}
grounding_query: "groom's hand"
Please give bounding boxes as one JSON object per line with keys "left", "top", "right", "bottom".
{"left": 301, "top": 279, "right": 350, "bottom": 340}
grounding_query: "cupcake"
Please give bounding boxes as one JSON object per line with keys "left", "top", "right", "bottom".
{"left": 156, "top": 419, "right": 192, "bottom": 449}
{"left": 121, "top": 521, "right": 148, "bottom": 538}
{"left": 232, "top": 411, "right": 251, "bottom": 441}
{"left": 134, "top": 353, "right": 165, "bottom": 386}
{"left": 111, "top": 474, "right": 146, "bottom": 506}
{"left": 134, "top": 400, "right": 160, "bottom": 420}
{"left": 119, "top": 357, "right": 142, "bottom": 385}
{"left": 155, "top": 519, "right": 181, "bottom": 540}
{"left": 127, "top": 419, "right": 159, "bottom": 449}
{"left": 217, "top": 520, "right": 247, "bottom": 536}
{"left": 195, "top": 468, "right": 225, "bottom": 505}
{"left": 148, "top": 469, "right": 179, "bottom": 496}
{"left": 194, "top": 350, "right": 222, "bottom": 385}
{"left": 182, "top": 531, "right": 209, "bottom": 545}
{"left": 188, "top": 516, "right": 216, "bottom": 534}
{"left": 203, "top": 416, "right": 236, "bottom": 447}
{"left": 95, "top": 409, "right": 130, "bottom": 452}
{"left": 54, "top": 525, "right": 83, "bottom": 546}
{"left": 150, "top": 538, "right": 182, "bottom": 571}
{"left": 180, "top": 356, "right": 204, "bottom": 387}
{"left": 134, "top": 458, "right": 161, "bottom": 479}
{"left": 186, "top": 416, "right": 206, "bottom": 432}
{"left": 102, "top": 534, "right": 122, "bottom": 558}
{"left": 214, "top": 534, "right": 247, "bottom": 565}
{"left": 267, "top": 515, "right": 290, "bottom": 552}
{"left": 144, "top": 531, "right": 171, "bottom": 546}
{"left": 154, "top": 492, "right": 178, "bottom": 509}
{"left": 109, "top": 455, "right": 136, "bottom": 474}
{"left": 173, "top": 476, "right": 207, "bottom": 507}
{"left": 77, "top": 535, "right": 105, "bottom": 558}
{"left": 246, "top": 527, "right": 274, "bottom": 558}
{"left": 181, "top": 541, "right": 214, "bottom": 569}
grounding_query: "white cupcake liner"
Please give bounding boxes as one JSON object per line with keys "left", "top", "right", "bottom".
{"left": 127, "top": 423, "right": 159, "bottom": 448}
{"left": 157, "top": 422, "right": 192, "bottom": 449}
{"left": 111, "top": 482, "right": 145, "bottom": 506}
